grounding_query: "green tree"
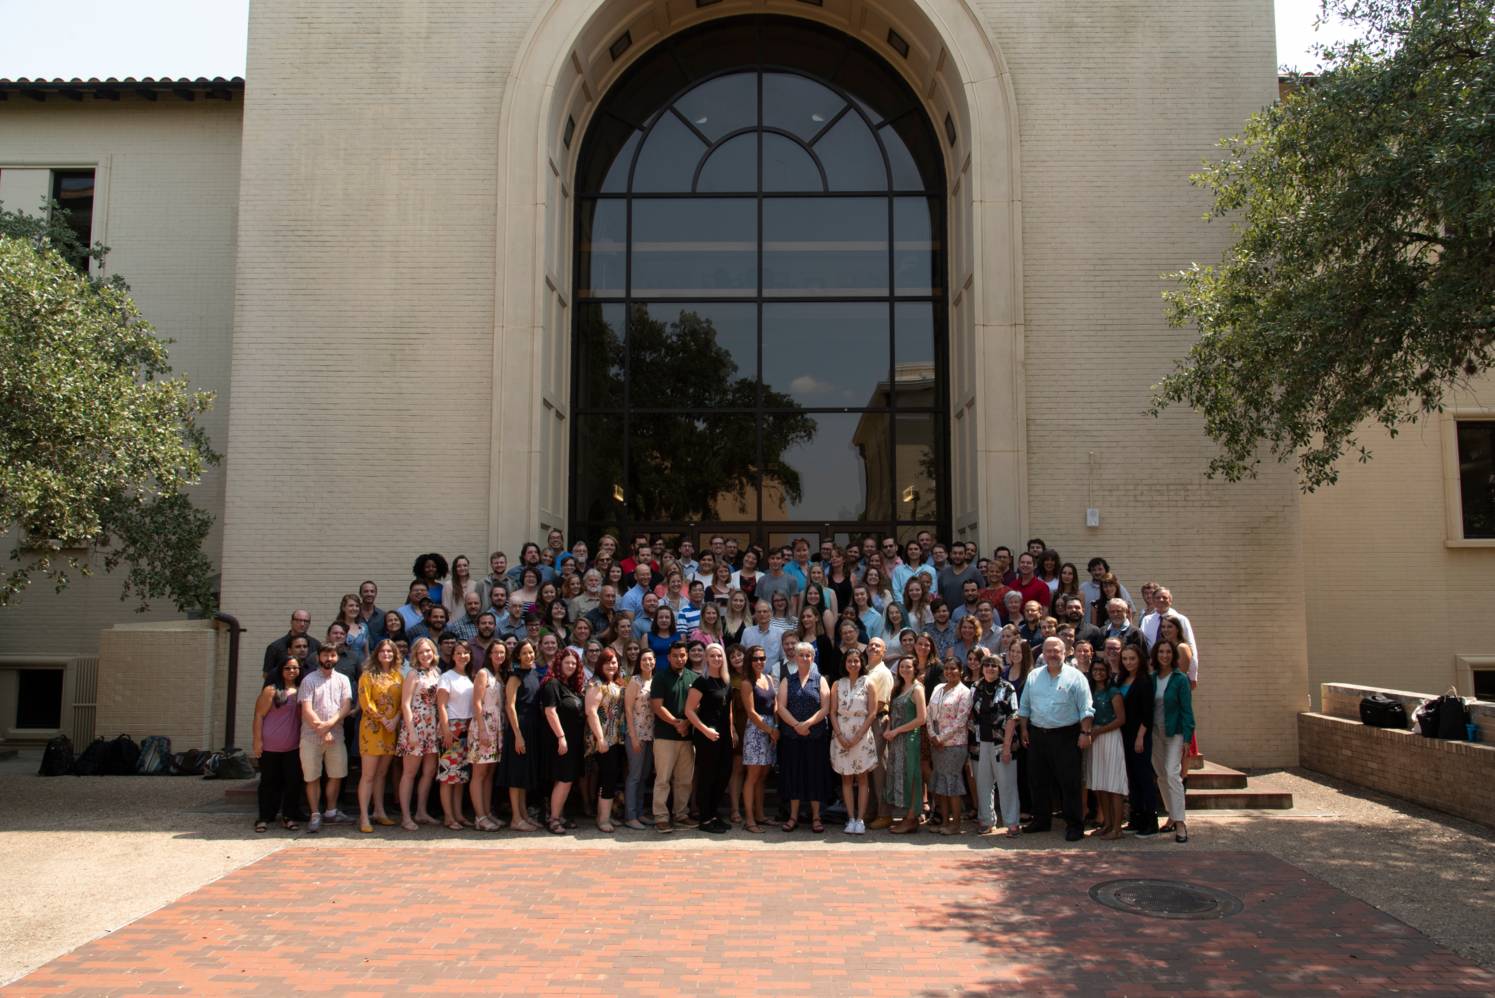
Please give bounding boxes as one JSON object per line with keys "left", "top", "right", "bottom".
{"left": 574, "top": 305, "right": 816, "bottom": 525}
{"left": 1154, "top": 0, "right": 1495, "bottom": 489}
{"left": 0, "top": 200, "right": 219, "bottom": 613}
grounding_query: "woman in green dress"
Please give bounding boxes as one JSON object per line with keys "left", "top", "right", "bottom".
{"left": 884, "top": 655, "right": 927, "bottom": 834}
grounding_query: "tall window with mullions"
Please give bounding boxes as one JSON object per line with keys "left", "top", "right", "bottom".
{"left": 571, "top": 15, "right": 948, "bottom": 548}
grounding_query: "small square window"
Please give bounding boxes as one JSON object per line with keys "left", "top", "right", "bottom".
{"left": 887, "top": 29, "right": 910, "bottom": 59}
{"left": 609, "top": 31, "right": 632, "bottom": 61}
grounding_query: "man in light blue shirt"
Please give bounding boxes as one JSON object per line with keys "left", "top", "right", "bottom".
{"left": 1018, "top": 636, "right": 1094, "bottom": 841}
{"left": 619, "top": 563, "right": 655, "bottom": 618}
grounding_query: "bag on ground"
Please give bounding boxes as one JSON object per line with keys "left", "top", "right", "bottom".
{"left": 101, "top": 734, "right": 141, "bottom": 775}
{"left": 70, "top": 737, "right": 108, "bottom": 775}
{"left": 203, "top": 747, "right": 256, "bottom": 780}
{"left": 136, "top": 735, "right": 172, "bottom": 775}
{"left": 170, "top": 748, "right": 213, "bottom": 775}
{"left": 1359, "top": 694, "right": 1408, "bottom": 730}
{"left": 39, "top": 734, "right": 74, "bottom": 776}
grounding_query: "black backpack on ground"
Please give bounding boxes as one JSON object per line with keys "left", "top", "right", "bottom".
{"left": 1359, "top": 694, "right": 1408, "bottom": 730}
{"left": 39, "top": 734, "right": 74, "bottom": 776}
{"left": 70, "top": 737, "right": 108, "bottom": 775}
{"left": 100, "top": 734, "right": 141, "bottom": 775}
{"left": 203, "top": 748, "right": 256, "bottom": 780}
{"left": 170, "top": 749, "right": 213, "bottom": 775}
{"left": 136, "top": 735, "right": 172, "bottom": 775}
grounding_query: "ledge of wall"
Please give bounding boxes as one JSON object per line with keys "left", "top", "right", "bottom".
{"left": 1301, "top": 683, "right": 1493, "bottom": 828}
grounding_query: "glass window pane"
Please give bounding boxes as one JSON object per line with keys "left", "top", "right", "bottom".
{"left": 574, "top": 415, "right": 628, "bottom": 524}
{"left": 882, "top": 112, "right": 943, "bottom": 192}
{"left": 762, "top": 303, "right": 888, "bottom": 408}
{"left": 895, "top": 302, "right": 936, "bottom": 378}
{"left": 633, "top": 110, "right": 708, "bottom": 193}
{"left": 894, "top": 413, "right": 940, "bottom": 521}
{"left": 630, "top": 414, "right": 761, "bottom": 521}
{"left": 575, "top": 303, "right": 626, "bottom": 410}
{"left": 577, "top": 115, "right": 640, "bottom": 193}
{"left": 894, "top": 197, "right": 939, "bottom": 294}
{"left": 762, "top": 133, "right": 824, "bottom": 192}
{"left": 632, "top": 302, "right": 757, "bottom": 409}
{"left": 632, "top": 199, "right": 757, "bottom": 296}
{"left": 577, "top": 200, "right": 626, "bottom": 297}
{"left": 763, "top": 72, "right": 845, "bottom": 140}
{"left": 763, "top": 198, "right": 888, "bottom": 296}
{"left": 813, "top": 111, "right": 888, "bottom": 191}
{"left": 696, "top": 133, "right": 758, "bottom": 193}
{"left": 675, "top": 72, "right": 757, "bottom": 143}
{"left": 1457, "top": 421, "right": 1495, "bottom": 538}
{"left": 830, "top": 48, "right": 915, "bottom": 125}
{"left": 769, "top": 412, "right": 891, "bottom": 521}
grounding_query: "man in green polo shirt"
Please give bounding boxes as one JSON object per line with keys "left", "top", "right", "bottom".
{"left": 650, "top": 641, "right": 699, "bottom": 832}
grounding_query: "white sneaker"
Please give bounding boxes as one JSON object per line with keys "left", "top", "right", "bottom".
{"left": 843, "top": 820, "right": 855, "bottom": 834}
{"left": 853, "top": 819, "right": 866, "bottom": 834}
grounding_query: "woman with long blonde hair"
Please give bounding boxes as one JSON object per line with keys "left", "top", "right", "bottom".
{"left": 355, "top": 638, "right": 402, "bottom": 832}
{"left": 396, "top": 636, "right": 442, "bottom": 830}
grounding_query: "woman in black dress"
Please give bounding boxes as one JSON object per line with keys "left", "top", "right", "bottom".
{"left": 685, "top": 643, "right": 735, "bottom": 833}
{"left": 541, "top": 646, "right": 587, "bottom": 834}
{"left": 497, "top": 639, "right": 543, "bottom": 831}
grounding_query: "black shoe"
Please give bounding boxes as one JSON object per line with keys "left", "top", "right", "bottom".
{"left": 1064, "top": 827, "right": 1085, "bottom": 842}
{"left": 701, "top": 818, "right": 728, "bottom": 834}
{"left": 1134, "top": 826, "right": 1161, "bottom": 838}
{"left": 1021, "top": 822, "right": 1052, "bottom": 834}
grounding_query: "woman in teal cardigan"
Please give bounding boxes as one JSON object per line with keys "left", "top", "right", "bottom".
{"left": 1150, "top": 639, "right": 1195, "bottom": 843}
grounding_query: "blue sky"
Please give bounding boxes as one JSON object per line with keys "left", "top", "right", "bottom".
{"left": 0, "top": 0, "right": 1356, "bottom": 79}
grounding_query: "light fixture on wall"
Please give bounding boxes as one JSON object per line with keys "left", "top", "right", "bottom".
{"left": 613, "top": 484, "right": 626, "bottom": 503}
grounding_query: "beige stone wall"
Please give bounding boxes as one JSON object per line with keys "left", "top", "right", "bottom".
{"left": 971, "top": 0, "right": 1306, "bottom": 765}
{"left": 97, "top": 621, "right": 228, "bottom": 749}
{"left": 1302, "top": 384, "right": 1495, "bottom": 706}
{"left": 0, "top": 97, "right": 242, "bottom": 655}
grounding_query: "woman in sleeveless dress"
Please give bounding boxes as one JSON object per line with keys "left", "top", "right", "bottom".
{"left": 468, "top": 639, "right": 507, "bottom": 831}
{"left": 396, "top": 636, "right": 442, "bottom": 831}
{"left": 739, "top": 646, "right": 777, "bottom": 833}
{"left": 885, "top": 656, "right": 927, "bottom": 834}
{"left": 829, "top": 646, "right": 878, "bottom": 834}
{"left": 496, "top": 639, "right": 544, "bottom": 832}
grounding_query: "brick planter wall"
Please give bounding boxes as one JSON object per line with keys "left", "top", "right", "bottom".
{"left": 1299, "top": 683, "right": 1494, "bottom": 828}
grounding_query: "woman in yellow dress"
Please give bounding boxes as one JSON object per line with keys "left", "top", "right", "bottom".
{"left": 356, "top": 638, "right": 403, "bottom": 832}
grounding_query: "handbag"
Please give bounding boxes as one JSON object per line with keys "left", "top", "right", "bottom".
{"left": 1359, "top": 693, "right": 1408, "bottom": 730}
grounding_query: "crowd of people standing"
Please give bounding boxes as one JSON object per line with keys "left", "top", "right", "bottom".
{"left": 252, "top": 531, "right": 1197, "bottom": 843}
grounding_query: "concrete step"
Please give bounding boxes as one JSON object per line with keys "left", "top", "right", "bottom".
{"left": 1185, "top": 787, "right": 1294, "bottom": 810}
{"left": 1184, "top": 761, "right": 1247, "bottom": 790}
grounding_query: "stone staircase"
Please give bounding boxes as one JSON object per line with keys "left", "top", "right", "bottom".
{"left": 1185, "top": 760, "right": 1293, "bottom": 810}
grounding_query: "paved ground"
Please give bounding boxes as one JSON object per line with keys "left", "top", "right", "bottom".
{"left": 3, "top": 755, "right": 1494, "bottom": 992}
{"left": 9, "top": 847, "right": 1495, "bottom": 996}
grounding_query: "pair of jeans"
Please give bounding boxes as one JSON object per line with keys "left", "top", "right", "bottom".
{"left": 624, "top": 737, "right": 653, "bottom": 821}
{"left": 974, "top": 741, "right": 1020, "bottom": 828}
{"left": 1124, "top": 727, "right": 1157, "bottom": 832}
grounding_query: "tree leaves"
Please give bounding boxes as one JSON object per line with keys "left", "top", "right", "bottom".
{"left": 0, "top": 202, "right": 219, "bottom": 613}
{"left": 1154, "top": 0, "right": 1495, "bottom": 490}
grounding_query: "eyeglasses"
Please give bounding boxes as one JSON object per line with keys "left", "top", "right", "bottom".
{"left": 750, "top": 655, "right": 766, "bottom": 661}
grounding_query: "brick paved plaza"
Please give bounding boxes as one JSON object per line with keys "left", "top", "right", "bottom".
{"left": 9, "top": 844, "right": 1494, "bottom": 996}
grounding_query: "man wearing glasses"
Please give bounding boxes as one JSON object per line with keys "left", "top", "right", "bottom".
{"left": 263, "top": 610, "right": 320, "bottom": 678}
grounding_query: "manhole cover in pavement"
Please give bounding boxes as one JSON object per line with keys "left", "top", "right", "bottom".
{"left": 1089, "top": 879, "right": 1244, "bottom": 920}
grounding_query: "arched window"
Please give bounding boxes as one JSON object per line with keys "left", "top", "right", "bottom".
{"left": 571, "top": 15, "right": 947, "bottom": 552}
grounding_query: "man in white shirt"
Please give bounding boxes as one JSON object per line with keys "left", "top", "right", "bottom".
{"left": 299, "top": 643, "right": 353, "bottom": 832}
{"left": 739, "top": 600, "right": 785, "bottom": 677}
{"left": 1140, "top": 587, "right": 1200, "bottom": 683}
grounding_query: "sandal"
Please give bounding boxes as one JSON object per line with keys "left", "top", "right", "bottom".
{"left": 597, "top": 822, "right": 615, "bottom": 833}
{"left": 359, "top": 822, "right": 374, "bottom": 834}
{"left": 547, "top": 818, "right": 567, "bottom": 835}
{"left": 401, "top": 820, "right": 419, "bottom": 831}
{"left": 374, "top": 816, "right": 398, "bottom": 827}
{"left": 445, "top": 821, "right": 464, "bottom": 831}
{"left": 416, "top": 815, "right": 440, "bottom": 826}
{"left": 280, "top": 818, "right": 299, "bottom": 831}
{"left": 781, "top": 819, "right": 799, "bottom": 833}
{"left": 563, "top": 818, "right": 577, "bottom": 830}
{"left": 811, "top": 820, "right": 825, "bottom": 834}
{"left": 745, "top": 822, "right": 764, "bottom": 834}
{"left": 254, "top": 821, "right": 268, "bottom": 834}
{"left": 1005, "top": 826, "right": 1021, "bottom": 838}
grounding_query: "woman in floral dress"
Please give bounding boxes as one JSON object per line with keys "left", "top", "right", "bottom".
{"left": 927, "top": 658, "right": 974, "bottom": 835}
{"left": 396, "top": 636, "right": 442, "bottom": 831}
{"left": 355, "top": 638, "right": 402, "bottom": 832}
{"left": 585, "top": 649, "right": 626, "bottom": 833}
{"left": 739, "top": 646, "right": 777, "bottom": 833}
{"left": 468, "top": 639, "right": 506, "bottom": 831}
{"left": 885, "top": 656, "right": 927, "bottom": 834}
{"left": 829, "top": 646, "right": 878, "bottom": 834}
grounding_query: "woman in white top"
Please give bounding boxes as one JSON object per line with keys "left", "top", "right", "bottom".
{"left": 901, "top": 576, "right": 935, "bottom": 633}
{"left": 927, "top": 658, "right": 973, "bottom": 835}
{"left": 435, "top": 642, "right": 475, "bottom": 830}
{"left": 828, "top": 646, "right": 878, "bottom": 833}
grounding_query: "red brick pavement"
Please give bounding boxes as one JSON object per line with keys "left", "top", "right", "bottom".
{"left": 10, "top": 848, "right": 1493, "bottom": 996}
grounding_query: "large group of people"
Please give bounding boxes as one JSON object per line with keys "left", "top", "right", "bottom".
{"left": 252, "top": 531, "right": 1198, "bottom": 843}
